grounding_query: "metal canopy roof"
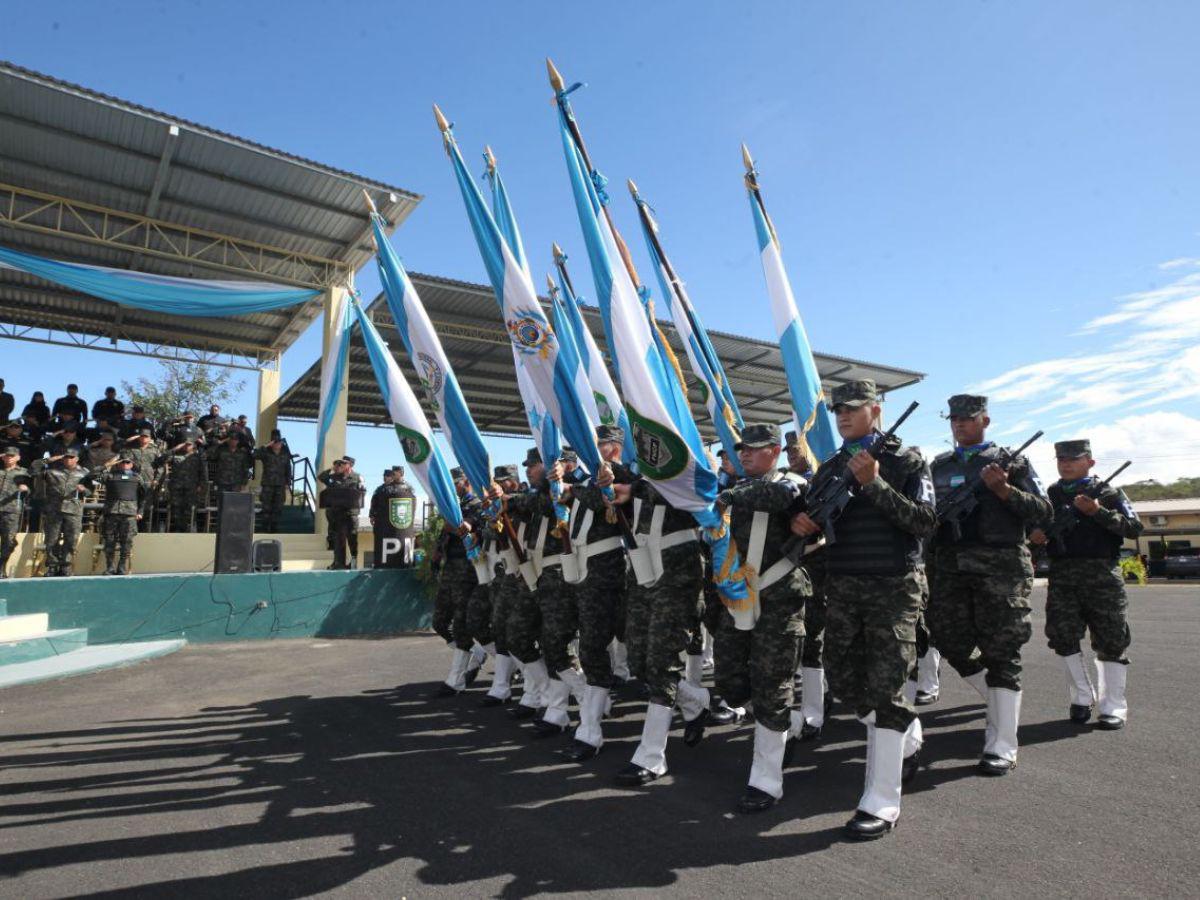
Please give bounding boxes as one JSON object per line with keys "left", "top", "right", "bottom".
{"left": 276, "top": 272, "right": 925, "bottom": 439}
{"left": 0, "top": 61, "right": 421, "bottom": 367}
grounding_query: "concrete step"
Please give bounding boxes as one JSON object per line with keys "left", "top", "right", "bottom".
{"left": 0, "top": 628, "right": 89, "bottom": 665}
{"left": 0, "top": 598, "right": 7, "bottom": 616}
{"left": 0, "top": 639, "right": 186, "bottom": 689}
{"left": 0, "top": 613, "right": 50, "bottom": 641}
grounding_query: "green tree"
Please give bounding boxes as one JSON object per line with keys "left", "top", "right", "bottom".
{"left": 122, "top": 361, "right": 245, "bottom": 424}
{"left": 1122, "top": 478, "right": 1200, "bottom": 501}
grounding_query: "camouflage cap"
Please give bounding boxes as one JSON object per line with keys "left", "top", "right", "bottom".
{"left": 1, "top": 446, "right": 18, "bottom": 456}
{"left": 596, "top": 424, "right": 625, "bottom": 444}
{"left": 524, "top": 447, "right": 542, "bottom": 467}
{"left": 62, "top": 448, "right": 79, "bottom": 458}
{"left": 392, "top": 465, "right": 405, "bottom": 475}
{"left": 734, "top": 422, "right": 781, "bottom": 450}
{"left": 560, "top": 447, "right": 578, "bottom": 463}
{"left": 1054, "top": 438, "right": 1092, "bottom": 458}
{"left": 382, "top": 469, "right": 394, "bottom": 477}
{"left": 449, "top": 466, "right": 466, "bottom": 481}
{"left": 494, "top": 463, "right": 519, "bottom": 481}
{"left": 117, "top": 452, "right": 135, "bottom": 462}
{"left": 3, "top": 420, "right": 21, "bottom": 429}
{"left": 342, "top": 456, "right": 356, "bottom": 466}
{"left": 60, "top": 421, "right": 79, "bottom": 432}
{"left": 139, "top": 426, "right": 154, "bottom": 436}
{"left": 830, "top": 379, "right": 878, "bottom": 409}
{"left": 948, "top": 394, "right": 988, "bottom": 417}
{"left": 784, "top": 430, "right": 802, "bottom": 449}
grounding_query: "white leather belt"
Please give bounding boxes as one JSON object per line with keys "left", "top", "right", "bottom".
{"left": 539, "top": 554, "right": 562, "bottom": 571}
{"left": 756, "top": 556, "right": 798, "bottom": 592}
{"left": 659, "top": 529, "right": 698, "bottom": 551}
{"left": 584, "top": 535, "right": 625, "bottom": 557}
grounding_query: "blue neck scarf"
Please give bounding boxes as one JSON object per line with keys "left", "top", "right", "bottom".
{"left": 955, "top": 441, "right": 994, "bottom": 462}
{"left": 842, "top": 431, "right": 881, "bottom": 457}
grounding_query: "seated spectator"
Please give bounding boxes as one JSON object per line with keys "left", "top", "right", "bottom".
{"left": 0, "top": 378, "right": 13, "bottom": 423}
{"left": 197, "top": 404, "right": 225, "bottom": 435}
{"left": 91, "top": 387, "right": 125, "bottom": 428}
{"left": 52, "top": 384, "right": 88, "bottom": 422}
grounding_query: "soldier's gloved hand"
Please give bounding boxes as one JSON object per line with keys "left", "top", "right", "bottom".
{"left": 981, "top": 463, "right": 1012, "bottom": 500}
{"left": 1073, "top": 494, "right": 1100, "bottom": 516}
{"left": 847, "top": 452, "right": 879, "bottom": 486}
{"left": 1029, "top": 528, "right": 1048, "bottom": 545}
{"left": 547, "top": 462, "right": 564, "bottom": 483}
{"left": 596, "top": 463, "right": 614, "bottom": 488}
{"left": 485, "top": 482, "right": 503, "bottom": 502}
{"left": 790, "top": 511, "right": 821, "bottom": 537}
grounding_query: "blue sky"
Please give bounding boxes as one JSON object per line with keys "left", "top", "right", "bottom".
{"left": 4, "top": 1, "right": 1200, "bottom": 493}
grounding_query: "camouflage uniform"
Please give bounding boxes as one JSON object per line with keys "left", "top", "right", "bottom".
{"left": 316, "top": 466, "right": 364, "bottom": 569}
{"left": 253, "top": 445, "right": 292, "bottom": 531}
{"left": 500, "top": 492, "right": 542, "bottom": 667}
{"left": 125, "top": 437, "right": 162, "bottom": 521}
{"left": 156, "top": 448, "right": 207, "bottom": 532}
{"left": 39, "top": 463, "right": 93, "bottom": 575}
{"left": 0, "top": 457, "right": 30, "bottom": 576}
{"left": 209, "top": 442, "right": 252, "bottom": 494}
{"left": 99, "top": 465, "right": 145, "bottom": 574}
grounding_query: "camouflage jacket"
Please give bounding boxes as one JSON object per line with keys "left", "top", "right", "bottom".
{"left": 209, "top": 444, "right": 253, "bottom": 486}
{"left": 504, "top": 481, "right": 566, "bottom": 556}
{"left": 125, "top": 444, "right": 161, "bottom": 484}
{"left": 40, "top": 467, "right": 93, "bottom": 515}
{"left": 0, "top": 465, "right": 31, "bottom": 513}
{"left": 718, "top": 469, "right": 808, "bottom": 575}
{"left": 100, "top": 469, "right": 146, "bottom": 516}
{"left": 253, "top": 447, "right": 293, "bottom": 486}
{"left": 156, "top": 450, "right": 208, "bottom": 490}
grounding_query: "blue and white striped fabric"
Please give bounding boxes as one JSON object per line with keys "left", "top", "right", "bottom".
{"left": 315, "top": 288, "right": 353, "bottom": 471}
{"left": 631, "top": 186, "right": 745, "bottom": 471}
{"left": 441, "top": 124, "right": 603, "bottom": 477}
{"left": 350, "top": 298, "right": 463, "bottom": 530}
{"left": 552, "top": 247, "right": 637, "bottom": 464}
{"left": 369, "top": 213, "right": 491, "bottom": 493}
{"left": 745, "top": 157, "right": 837, "bottom": 468}
{"left": 0, "top": 244, "right": 319, "bottom": 314}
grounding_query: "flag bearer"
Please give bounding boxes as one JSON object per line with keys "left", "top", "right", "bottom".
{"left": 433, "top": 468, "right": 484, "bottom": 696}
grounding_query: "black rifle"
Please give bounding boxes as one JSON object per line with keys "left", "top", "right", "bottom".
{"left": 937, "top": 430, "right": 1044, "bottom": 540}
{"left": 1042, "top": 460, "right": 1132, "bottom": 551}
{"left": 805, "top": 401, "right": 919, "bottom": 545}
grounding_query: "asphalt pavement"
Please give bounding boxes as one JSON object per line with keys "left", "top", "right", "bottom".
{"left": 1, "top": 583, "right": 1197, "bottom": 899}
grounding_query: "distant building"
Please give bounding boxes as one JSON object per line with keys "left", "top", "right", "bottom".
{"left": 1126, "top": 499, "right": 1200, "bottom": 563}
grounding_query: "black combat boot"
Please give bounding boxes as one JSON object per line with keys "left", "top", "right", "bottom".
{"left": 844, "top": 810, "right": 894, "bottom": 840}
{"left": 736, "top": 786, "right": 777, "bottom": 814}
{"left": 116, "top": 554, "right": 130, "bottom": 576}
{"left": 615, "top": 763, "right": 658, "bottom": 786}
{"left": 104, "top": 550, "right": 117, "bottom": 575}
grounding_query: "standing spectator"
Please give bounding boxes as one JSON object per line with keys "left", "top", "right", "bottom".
{"left": 52, "top": 384, "right": 88, "bottom": 423}
{"left": 157, "top": 438, "right": 207, "bottom": 532}
{"left": 86, "top": 429, "right": 119, "bottom": 473}
{"left": 0, "top": 378, "right": 13, "bottom": 424}
{"left": 91, "top": 387, "right": 125, "bottom": 429}
{"left": 119, "top": 405, "right": 156, "bottom": 442}
{"left": 21, "top": 392, "right": 51, "bottom": 439}
{"left": 41, "top": 421, "right": 89, "bottom": 468}
{"left": 197, "top": 404, "right": 225, "bottom": 436}
{"left": 231, "top": 414, "right": 255, "bottom": 449}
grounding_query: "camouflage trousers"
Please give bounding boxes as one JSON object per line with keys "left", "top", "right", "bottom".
{"left": 626, "top": 543, "right": 704, "bottom": 708}
{"left": 1046, "top": 558, "right": 1131, "bottom": 662}
{"left": 466, "top": 574, "right": 495, "bottom": 648}
{"left": 488, "top": 570, "right": 514, "bottom": 655}
{"left": 260, "top": 484, "right": 286, "bottom": 528}
{"left": 0, "top": 509, "right": 20, "bottom": 565}
{"left": 801, "top": 551, "right": 828, "bottom": 669}
{"left": 169, "top": 488, "right": 198, "bottom": 532}
{"left": 687, "top": 577, "right": 725, "bottom": 654}
{"left": 536, "top": 564, "right": 578, "bottom": 677}
{"left": 504, "top": 574, "right": 543, "bottom": 665}
{"left": 714, "top": 570, "right": 808, "bottom": 733}
{"left": 42, "top": 510, "right": 82, "bottom": 572}
{"left": 927, "top": 546, "right": 1034, "bottom": 692}
{"left": 575, "top": 548, "right": 628, "bottom": 688}
{"left": 103, "top": 514, "right": 138, "bottom": 558}
{"left": 824, "top": 569, "right": 922, "bottom": 732}
{"left": 431, "top": 557, "right": 473, "bottom": 648}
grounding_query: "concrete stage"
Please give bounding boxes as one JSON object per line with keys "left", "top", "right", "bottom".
{"left": 1, "top": 585, "right": 1196, "bottom": 898}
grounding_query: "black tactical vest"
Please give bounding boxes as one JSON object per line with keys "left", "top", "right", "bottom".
{"left": 932, "top": 446, "right": 1027, "bottom": 547}
{"left": 106, "top": 472, "right": 141, "bottom": 502}
{"left": 1047, "top": 482, "right": 1124, "bottom": 561}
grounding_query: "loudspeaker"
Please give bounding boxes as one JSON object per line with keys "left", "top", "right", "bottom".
{"left": 253, "top": 539, "right": 283, "bottom": 573}
{"left": 214, "top": 491, "right": 255, "bottom": 574}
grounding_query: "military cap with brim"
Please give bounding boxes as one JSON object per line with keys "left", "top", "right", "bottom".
{"left": 734, "top": 423, "right": 781, "bottom": 450}
{"left": 524, "top": 447, "right": 542, "bottom": 467}
{"left": 948, "top": 394, "right": 988, "bottom": 417}
{"left": 560, "top": 448, "right": 578, "bottom": 463}
{"left": 392, "top": 465, "right": 405, "bottom": 474}
{"left": 4, "top": 420, "right": 22, "bottom": 429}
{"left": 60, "top": 421, "right": 79, "bottom": 432}
{"left": 139, "top": 426, "right": 154, "bottom": 436}
{"left": 62, "top": 448, "right": 80, "bottom": 458}
{"left": 450, "top": 466, "right": 466, "bottom": 480}
{"left": 784, "top": 430, "right": 802, "bottom": 448}
{"left": 1, "top": 446, "right": 19, "bottom": 456}
{"left": 830, "top": 379, "right": 878, "bottom": 409}
{"left": 494, "top": 463, "right": 519, "bottom": 481}
{"left": 1054, "top": 439, "right": 1092, "bottom": 458}
{"left": 341, "top": 456, "right": 356, "bottom": 466}
{"left": 596, "top": 424, "right": 625, "bottom": 444}
{"left": 118, "top": 452, "right": 135, "bottom": 462}
{"left": 382, "top": 469, "right": 393, "bottom": 477}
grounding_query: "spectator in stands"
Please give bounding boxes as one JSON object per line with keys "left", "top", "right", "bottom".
{"left": 41, "top": 421, "right": 89, "bottom": 468}
{"left": 119, "top": 405, "right": 155, "bottom": 441}
{"left": 2, "top": 420, "right": 33, "bottom": 468}
{"left": 91, "top": 387, "right": 125, "bottom": 428}
{"left": 0, "top": 378, "right": 13, "bottom": 424}
{"left": 21, "top": 392, "right": 50, "bottom": 437}
{"left": 87, "top": 428, "right": 119, "bottom": 472}
{"left": 52, "top": 384, "right": 88, "bottom": 422}
{"left": 162, "top": 411, "right": 203, "bottom": 448}
{"left": 230, "top": 415, "right": 255, "bottom": 449}
{"left": 197, "top": 404, "right": 225, "bottom": 435}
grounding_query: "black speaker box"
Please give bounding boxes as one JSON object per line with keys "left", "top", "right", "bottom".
{"left": 214, "top": 491, "right": 255, "bottom": 574}
{"left": 253, "top": 539, "right": 283, "bottom": 573}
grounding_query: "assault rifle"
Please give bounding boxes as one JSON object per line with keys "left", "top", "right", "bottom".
{"left": 805, "top": 400, "right": 919, "bottom": 545}
{"left": 1042, "top": 460, "right": 1132, "bottom": 551}
{"left": 936, "top": 430, "right": 1044, "bottom": 540}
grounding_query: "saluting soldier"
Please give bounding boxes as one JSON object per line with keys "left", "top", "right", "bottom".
{"left": 1030, "top": 439, "right": 1143, "bottom": 730}
{"left": 792, "top": 380, "right": 937, "bottom": 839}
{"left": 316, "top": 456, "right": 364, "bottom": 569}
{"left": 156, "top": 438, "right": 207, "bottom": 532}
{"left": 41, "top": 421, "right": 89, "bottom": 468}
{"left": 0, "top": 445, "right": 31, "bottom": 578}
{"left": 99, "top": 453, "right": 146, "bottom": 575}
{"left": 87, "top": 429, "right": 119, "bottom": 473}
{"left": 927, "top": 394, "right": 1052, "bottom": 776}
{"left": 208, "top": 431, "right": 252, "bottom": 495}
{"left": 253, "top": 430, "right": 292, "bottom": 532}
{"left": 39, "top": 448, "right": 93, "bottom": 577}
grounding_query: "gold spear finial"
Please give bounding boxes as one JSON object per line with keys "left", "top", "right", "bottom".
{"left": 433, "top": 103, "right": 450, "bottom": 134}
{"left": 552, "top": 241, "right": 565, "bottom": 261}
{"left": 361, "top": 189, "right": 378, "bottom": 215}
{"left": 741, "top": 143, "right": 755, "bottom": 172}
{"left": 546, "top": 57, "right": 565, "bottom": 92}
{"left": 484, "top": 145, "right": 497, "bottom": 174}
{"left": 626, "top": 178, "right": 639, "bottom": 198}
{"left": 546, "top": 273, "right": 557, "bottom": 295}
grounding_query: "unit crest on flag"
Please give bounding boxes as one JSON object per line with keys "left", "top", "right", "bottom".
{"left": 629, "top": 406, "right": 689, "bottom": 480}
{"left": 594, "top": 392, "right": 614, "bottom": 425}
{"left": 506, "top": 307, "right": 555, "bottom": 359}
{"left": 416, "top": 352, "right": 444, "bottom": 412}
{"left": 394, "top": 424, "right": 431, "bottom": 465}
{"left": 388, "top": 496, "right": 415, "bottom": 530}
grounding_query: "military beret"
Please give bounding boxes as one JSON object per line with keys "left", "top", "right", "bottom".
{"left": 524, "top": 447, "right": 542, "bottom": 467}
{"left": 450, "top": 466, "right": 466, "bottom": 481}
{"left": 947, "top": 394, "right": 987, "bottom": 417}
{"left": 1, "top": 446, "right": 19, "bottom": 456}
{"left": 494, "top": 463, "right": 519, "bottom": 481}
{"left": 1054, "top": 439, "right": 1091, "bottom": 458}
{"left": 560, "top": 448, "right": 578, "bottom": 463}
{"left": 830, "top": 379, "right": 878, "bottom": 409}
{"left": 735, "top": 423, "right": 781, "bottom": 450}
{"left": 596, "top": 424, "right": 625, "bottom": 444}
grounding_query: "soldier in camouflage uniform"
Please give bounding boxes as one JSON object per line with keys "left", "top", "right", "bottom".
{"left": 156, "top": 438, "right": 207, "bottom": 532}
{"left": 124, "top": 427, "right": 162, "bottom": 525}
{"left": 504, "top": 448, "right": 584, "bottom": 737}
{"left": 432, "top": 467, "right": 486, "bottom": 696}
{"left": 0, "top": 446, "right": 31, "bottom": 578}
{"left": 253, "top": 431, "right": 292, "bottom": 532}
{"left": 793, "top": 381, "right": 937, "bottom": 839}
{"left": 99, "top": 453, "right": 146, "bottom": 575}
{"left": 208, "top": 431, "right": 252, "bottom": 495}
{"left": 928, "top": 394, "right": 1052, "bottom": 776}
{"left": 1030, "top": 439, "right": 1143, "bottom": 730}
{"left": 477, "top": 464, "right": 521, "bottom": 707}
{"left": 39, "top": 448, "right": 93, "bottom": 576}
{"left": 86, "top": 429, "right": 119, "bottom": 474}
{"left": 711, "top": 423, "right": 811, "bottom": 813}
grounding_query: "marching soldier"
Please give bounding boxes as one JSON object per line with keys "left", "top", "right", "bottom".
{"left": 0, "top": 446, "right": 31, "bottom": 578}
{"left": 99, "top": 453, "right": 145, "bottom": 575}
{"left": 1030, "top": 439, "right": 1143, "bottom": 729}
{"left": 208, "top": 431, "right": 252, "bottom": 495}
{"left": 156, "top": 438, "right": 207, "bottom": 532}
{"left": 711, "top": 423, "right": 811, "bottom": 813}
{"left": 316, "top": 457, "right": 364, "bottom": 569}
{"left": 433, "top": 467, "right": 485, "bottom": 695}
{"left": 792, "top": 380, "right": 937, "bottom": 839}
{"left": 927, "top": 394, "right": 1052, "bottom": 776}
{"left": 39, "top": 448, "right": 93, "bottom": 577}
{"left": 253, "top": 431, "right": 292, "bottom": 532}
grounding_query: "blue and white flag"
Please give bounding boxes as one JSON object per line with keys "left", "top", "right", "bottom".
{"left": 437, "top": 111, "right": 603, "bottom": 478}
{"left": 630, "top": 182, "right": 745, "bottom": 472}
{"left": 743, "top": 146, "right": 837, "bottom": 468}
{"left": 315, "top": 286, "right": 353, "bottom": 471}
{"left": 350, "top": 298, "right": 463, "bottom": 530}
{"left": 368, "top": 211, "right": 491, "bottom": 493}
